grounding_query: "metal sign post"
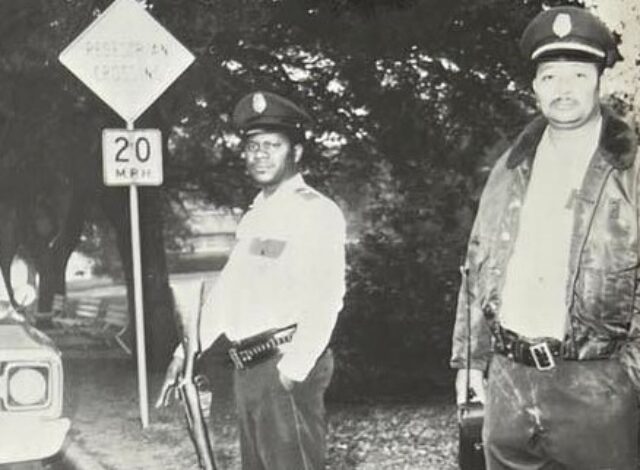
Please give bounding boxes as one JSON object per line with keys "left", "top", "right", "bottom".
{"left": 59, "top": 0, "right": 195, "bottom": 428}
{"left": 127, "top": 119, "right": 150, "bottom": 428}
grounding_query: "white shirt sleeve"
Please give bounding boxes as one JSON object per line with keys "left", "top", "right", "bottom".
{"left": 171, "top": 274, "right": 226, "bottom": 359}
{"left": 277, "top": 201, "right": 346, "bottom": 381}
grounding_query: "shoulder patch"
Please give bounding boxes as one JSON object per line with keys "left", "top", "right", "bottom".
{"left": 295, "top": 187, "right": 320, "bottom": 201}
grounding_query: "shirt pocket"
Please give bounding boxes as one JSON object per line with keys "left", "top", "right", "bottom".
{"left": 249, "top": 238, "right": 287, "bottom": 259}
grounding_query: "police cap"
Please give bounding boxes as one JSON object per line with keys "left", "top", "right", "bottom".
{"left": 520, "top": 6, "right": 622, "bottom": 69}
{"left": 232, "top": 91, "right": 312, "bottom": 137}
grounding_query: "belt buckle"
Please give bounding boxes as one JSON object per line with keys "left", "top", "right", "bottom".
{"left": 530, "top": 342, "right": 555, "bottom": 371}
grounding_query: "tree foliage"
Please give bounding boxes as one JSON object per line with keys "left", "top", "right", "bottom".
{"left": 0, "top": 0, "right": 588, "bottom": 384}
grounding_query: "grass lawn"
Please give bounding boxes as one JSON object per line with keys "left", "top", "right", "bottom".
{"left": 61, "top": 274, "right": 459, "bottom": 469}
{"left": 62, "top": 355, "right": 458, "bottom": 469}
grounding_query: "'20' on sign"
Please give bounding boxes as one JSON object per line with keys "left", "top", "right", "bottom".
{"left": 102, "top": 129, "right": 163, "bottom": 186}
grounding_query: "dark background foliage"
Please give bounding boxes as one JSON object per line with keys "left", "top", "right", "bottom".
{"left": 2, "top": 0, "right": 620, "bottom": 396}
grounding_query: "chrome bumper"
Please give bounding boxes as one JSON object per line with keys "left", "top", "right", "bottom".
{"left": 0, "top": 416, "right": 70, "bottom": 464}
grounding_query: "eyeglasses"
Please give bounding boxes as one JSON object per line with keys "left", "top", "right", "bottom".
{"left": 243, "top": 140, "right": 285, "bottom": 155}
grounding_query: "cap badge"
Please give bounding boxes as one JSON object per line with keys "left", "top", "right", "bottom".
{"left": 552, "top": 13, "right": 572, "bottom": 38}
{"left": 252, "top": 93, "right": 267, "bottom": 114}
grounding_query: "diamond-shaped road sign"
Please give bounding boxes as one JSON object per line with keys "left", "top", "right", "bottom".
{"left": 59, "top": 0, "right": 195, "bottom": 123}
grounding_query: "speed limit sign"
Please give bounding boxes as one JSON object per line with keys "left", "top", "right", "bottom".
{"left": 61, "top": 0, "right": 197, "bottom": 428}
{"left": 102, "top": 128, "right": 163, "bottom": 186}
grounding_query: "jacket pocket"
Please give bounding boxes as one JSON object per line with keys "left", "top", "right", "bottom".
{"left": 576, "top": 267, "right": 635, "bottom": 326}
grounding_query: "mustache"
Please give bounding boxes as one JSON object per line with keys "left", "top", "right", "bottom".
{"left": 550, "top": 97, "right": 578, "bottom": 106}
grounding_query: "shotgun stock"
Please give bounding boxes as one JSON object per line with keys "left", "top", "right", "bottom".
{"left": 177, "top": 281, "right": 217, "bottom": 470}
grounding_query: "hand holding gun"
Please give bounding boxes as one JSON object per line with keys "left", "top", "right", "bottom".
{"left": 155, "top": 282, "right": 217, "bottom": 470}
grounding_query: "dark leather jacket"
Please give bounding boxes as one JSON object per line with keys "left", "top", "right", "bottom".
{"left": 451, "top": 107, "right": 640, "bottom": 392}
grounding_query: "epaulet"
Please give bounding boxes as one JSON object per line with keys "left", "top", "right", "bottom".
{"left": 295, "top": 187, "right": 320, "bottom": 201}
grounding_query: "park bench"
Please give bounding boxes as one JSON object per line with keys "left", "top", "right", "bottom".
{"left": 75, "top": 297, "right": 104, "bottom": 321}
{"left": 52, "top": 293, "right": 67, "bottom": 316}
{"left": 50, "top": 297, "right": 131, "bottom": 355}
{"left": 99, "top": 302, "right": 131, "bottom": 355}
{"left": 32, "top": 293, "right": 68, "bottom": 325}
{"left": 52, "top": 297, "right": 104, "bottom": 330}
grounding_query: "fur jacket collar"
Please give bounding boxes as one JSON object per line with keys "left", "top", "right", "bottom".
{"left": 506, "top": 107, "right": 638, "bottom": 170}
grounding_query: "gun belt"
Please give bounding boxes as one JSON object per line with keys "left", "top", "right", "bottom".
{"left": 228, "top": 326, "right": 296, "bottom": 370}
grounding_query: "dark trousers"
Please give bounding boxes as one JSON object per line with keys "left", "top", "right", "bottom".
{"left": 233, "top": 349, "right": 334, "bottom": 470}
{"left": 484, "top": 354, "right": 638, "bottom": 470}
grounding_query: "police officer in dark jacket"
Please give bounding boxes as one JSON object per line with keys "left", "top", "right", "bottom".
{"left": 451, "top": 6, "right": 640, "bottom": 469}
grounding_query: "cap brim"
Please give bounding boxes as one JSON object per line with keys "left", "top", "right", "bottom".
{"left": 532, "top": 42, "right": 605, "bottom": 61}
{"left": 241, "top": 115, "right": 305, "bottom": 132}
{"left": 245, "top": 127, "right": 274, "bottom": 136}
{"left": 242, "top": 125, "right": 306, "bottom": 141}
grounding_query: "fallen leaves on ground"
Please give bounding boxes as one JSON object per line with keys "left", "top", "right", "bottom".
{"left": 64, "top": 355, "right": 458, "bottom": 469}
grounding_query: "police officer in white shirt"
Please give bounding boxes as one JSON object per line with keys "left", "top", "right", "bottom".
{"left": 157, "top": 91, "right": 346, "bottom": 470}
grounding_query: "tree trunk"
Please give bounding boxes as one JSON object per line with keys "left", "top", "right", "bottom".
{"left": 35, "top": 248, "right": 68, "bottom": 311}
{"left": 101, "top": 187, "right": 178, "bottom": 371}
{"left": 139, "top": 187, "right": 179, "bottom": 370}
{"left": 0, "top": 202, "right": 20, "bottom": 307}
{"left": 29, "top": 183, "right": 87, "bottom": 312}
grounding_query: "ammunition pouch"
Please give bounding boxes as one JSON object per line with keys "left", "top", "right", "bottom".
{"left": 228, "top": 324, "right": 296, "bottom": 370}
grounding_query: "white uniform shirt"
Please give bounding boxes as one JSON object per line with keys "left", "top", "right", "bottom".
{"left": 196, "top": 174, "right": 346, "bottom": 381}
{"left": 500, "top": 117, "right": 601, "bottom": 339}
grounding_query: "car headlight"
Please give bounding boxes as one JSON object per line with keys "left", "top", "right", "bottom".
{"left": 7, "top": 365, "right": 49, "bottom": 408}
